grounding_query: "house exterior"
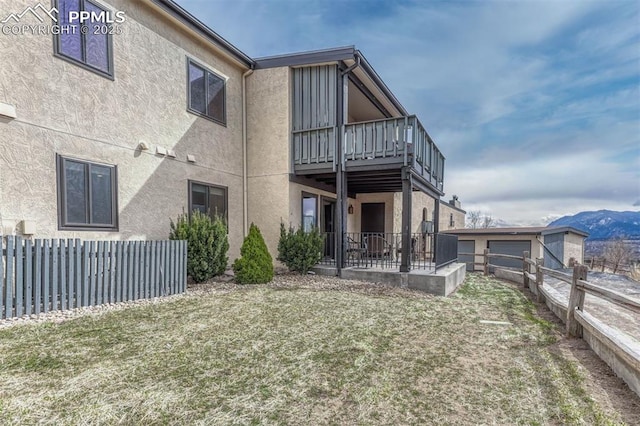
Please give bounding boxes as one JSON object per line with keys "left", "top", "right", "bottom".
{"left": 246, "top": 48, "right": 451, "bottom": 272}
{"left": 445, "top": 226, "right": 588, "bottom": 271}
{"left": 0, "top": 0, "right": 251, "bottom": 259}
{"left": 0, "top": 0, "right": 458, "bottom": 273}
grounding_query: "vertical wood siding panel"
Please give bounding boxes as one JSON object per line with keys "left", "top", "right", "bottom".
{"left": 15, "top": 236, "right": 23, "bottom": 318}
{"left": 24, "top": 239, "right": 33, "bottom": 316}
{"left": 5, "top": 236, "right": 16, "bottom": 318}
{"left": 42, "top": 240, "right": 50, "bottom": 313}
{"left": 60, "top": 239, "right": 67, "bottom": 311}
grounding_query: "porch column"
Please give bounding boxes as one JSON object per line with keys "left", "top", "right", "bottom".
{"left": 433, "top": 198, "right": 440, "bottom": 263}
{"left": 335, "top": 63, "right": 348, "bottom": 275}
{"left": 434, "top": 197, "right": 440, "bottom": 234}
{"left": 400, "top": 167, "right": 412, "bottom": 272}
{"left": 336, "top": 165, "right": 347, "bottom": 273}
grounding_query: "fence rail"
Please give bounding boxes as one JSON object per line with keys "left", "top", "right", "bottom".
{"left": 469, "top": 248, "right": 640, "bottom": 396}
{"left": 1, "top": 236, "right": 187, "bottom": 320}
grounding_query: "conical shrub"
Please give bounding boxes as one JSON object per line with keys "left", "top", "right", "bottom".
{"left": 232, "top": 223, "right": 273, "bottom": 284}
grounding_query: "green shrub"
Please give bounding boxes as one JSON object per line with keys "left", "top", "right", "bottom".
{"left": 232, "top": 223, "right": 273, "bottom": 284}
{"left": 277, "top": 223, "right": 324, "bottom": 274}
{"left": 169, "top": 211, "right": 229, "bottom": 283}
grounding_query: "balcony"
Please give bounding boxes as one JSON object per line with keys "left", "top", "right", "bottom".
{"left": 293, "top": 116, "right": 444, "bottom": 193}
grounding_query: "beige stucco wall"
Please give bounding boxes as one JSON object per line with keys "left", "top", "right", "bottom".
{"left": 0, "top": 0, "right": 247, "bottom": 259}
{"left": 245, "top": 67, "right": 291, "bottom": 257}
{"left": 564, "top": 233, "right": 586, "bottom": 264}
{"left": 440, "top": 202, "right": 466, "bottom": 231}
{"left": 391, "top": 193, "right": 465, "bottom": 235}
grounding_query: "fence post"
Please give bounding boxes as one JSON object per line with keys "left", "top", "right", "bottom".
{"left": 566, "top": 264, "right": 588, "bottom": 337}
{"left": 522, "top": 251, "right": 530, "bottom": 289}
{"left": 535, "top": 258, "right": 544, "bottom": 303}
{"left": 483, "top": 248, "right": 489, "bottom": 276}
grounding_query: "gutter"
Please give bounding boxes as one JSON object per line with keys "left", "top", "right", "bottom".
{"left": 242, "top": 68, "right": 254, "bottom": 237}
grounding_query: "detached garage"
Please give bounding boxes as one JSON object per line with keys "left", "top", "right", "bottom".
{"left": 444, "top": 227, "right": 589, "bottom": 272}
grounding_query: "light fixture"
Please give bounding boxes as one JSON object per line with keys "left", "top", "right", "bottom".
{"left": 348, "top": 204, "right": 354, "bottom": 215}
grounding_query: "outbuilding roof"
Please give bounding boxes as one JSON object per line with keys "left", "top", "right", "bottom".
{"left": 444, "top": 226, "right": 589, "bottom": 237}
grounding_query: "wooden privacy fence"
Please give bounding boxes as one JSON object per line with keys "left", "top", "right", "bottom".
{"left": 0, "top": 236, "right": 187, "bottom": 320}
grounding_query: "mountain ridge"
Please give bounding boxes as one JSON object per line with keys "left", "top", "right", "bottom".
{"left": 548, "top": 210, "right": 640, "bottom": 240}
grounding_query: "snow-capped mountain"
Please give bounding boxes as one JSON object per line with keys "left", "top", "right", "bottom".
{"left": 548, "top": 210, "right": 640, "bottom": 240}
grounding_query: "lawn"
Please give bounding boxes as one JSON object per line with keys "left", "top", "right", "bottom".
{"left": 0, "top": 274, "right": 628, "bottom": 425}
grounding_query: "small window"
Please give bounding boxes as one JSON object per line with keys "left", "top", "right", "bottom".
{"left": 54, "top": 0, "right": 114, "bottom": 78}
{"left": 450, "top": 213, "right": 454, "bottom": 227}
{"left": 302, "top": 193, "right": 318, "bottom": 232}
{"left": 189, "top": 181, "right": 228, "bottom": 223}
{"left": 187, "top": 59, "right": 226, "bottom": 125}
{"left": 57, "top": 155, "right": 118, "bottom": 230}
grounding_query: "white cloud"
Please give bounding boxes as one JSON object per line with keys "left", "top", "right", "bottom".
{"left": 175, "top": 0, "right": 640, "bottom": 225}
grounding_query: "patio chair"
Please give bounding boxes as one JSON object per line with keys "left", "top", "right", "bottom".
{"left": 346, "top": 236, "right": 368, "bottom": 266}
{"left": 365, "top": 235, "right": 392, "bottom": 262}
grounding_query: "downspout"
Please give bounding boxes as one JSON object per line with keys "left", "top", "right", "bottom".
{"left": 242, "top": 68, "right": 254, "bottom": 237}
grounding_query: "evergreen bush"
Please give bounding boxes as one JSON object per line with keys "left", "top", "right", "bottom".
{"left": 277, "top": 223, "right": 324, "bottom": 274}
{"left": 169, "top": 211, "right": 228, "bottom": 283}
{"left": 232, "top": 223, "right": 273, "bottom": 284}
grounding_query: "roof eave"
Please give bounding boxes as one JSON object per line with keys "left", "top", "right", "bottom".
{"left": 254, "top": 46, "right": 408, "bottom": 116}
{"left": 354, "top": 50, "right": 407, "bottom": 116}
{"left": 151, "top": 0, "right": 254, "bottom": 69}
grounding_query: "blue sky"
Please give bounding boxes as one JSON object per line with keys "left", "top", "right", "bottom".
{"left": 176, "top": 0, "right": 640, "bottom": 226}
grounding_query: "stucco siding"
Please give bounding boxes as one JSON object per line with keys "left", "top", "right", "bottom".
{"left": 245, "top": 67, "right": 291, "bottom": 257}
{"left": 564, "top": 233, "right": 586, "bottom": 264}
{"left": 0, "top": 0, "right": 246, "bottom": 258}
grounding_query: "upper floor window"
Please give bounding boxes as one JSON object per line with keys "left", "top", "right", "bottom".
{"left": 57, "top": 155, "right": 118, "bottom": 230}
{"left": 187, "top": 58, "right": 226, "bottom": 125}
{"left": 54, "top": 0, "right": 114, "bottom": 78}
{"left": 189, "top": 181, "right": 228, "bottom": 224}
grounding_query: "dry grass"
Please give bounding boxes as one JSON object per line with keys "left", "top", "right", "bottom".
{"left": 0, "top": 274, "right": 627, "bottom": 425}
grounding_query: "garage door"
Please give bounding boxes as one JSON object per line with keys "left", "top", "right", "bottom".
{"left": 458, "top": 240, "right": 475, "bottom": 271}
{"left": 488, "top": 240, "right": 531, "bottom": 272}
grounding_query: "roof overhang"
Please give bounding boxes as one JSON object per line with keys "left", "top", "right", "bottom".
{"left": 443, "top": 227, "right": 547, "bottom": 236}
{"left": 444, "top": 226, "right": 590, "bottom": 238}
{"left": 254, "top": 46, "right": 407, "bottom": 117}
{"left": 149, "top": 0, "right": 254, "bottom": 69}
{"left": 541, "top": 227, "right": 590, "bottom": 238}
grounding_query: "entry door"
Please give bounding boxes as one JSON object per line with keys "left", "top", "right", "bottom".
{"left": 361, "top": 203, "right": 385, "bottom": 234}
{"left": 321, "top": 198, "right": 336, "bottom": 258}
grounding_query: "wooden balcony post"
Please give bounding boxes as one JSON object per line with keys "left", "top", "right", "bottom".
{"left": 522, "top": 251, "right": 530, "bottom": 289}
{"left": 400, "top": 167, "right": 412, "bottom": 272}
{"left": 567, "top": 264, "right": 588, "bottom": 337}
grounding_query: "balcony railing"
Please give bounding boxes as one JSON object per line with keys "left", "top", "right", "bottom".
{"left": 343, "top": 116, "right": 444, "bottom": 191}
{"left": 319, "top": 232, "right": 435, "bottom": 270}
{"left": 292, "top": 116, "right": 445, "bottom": 192}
